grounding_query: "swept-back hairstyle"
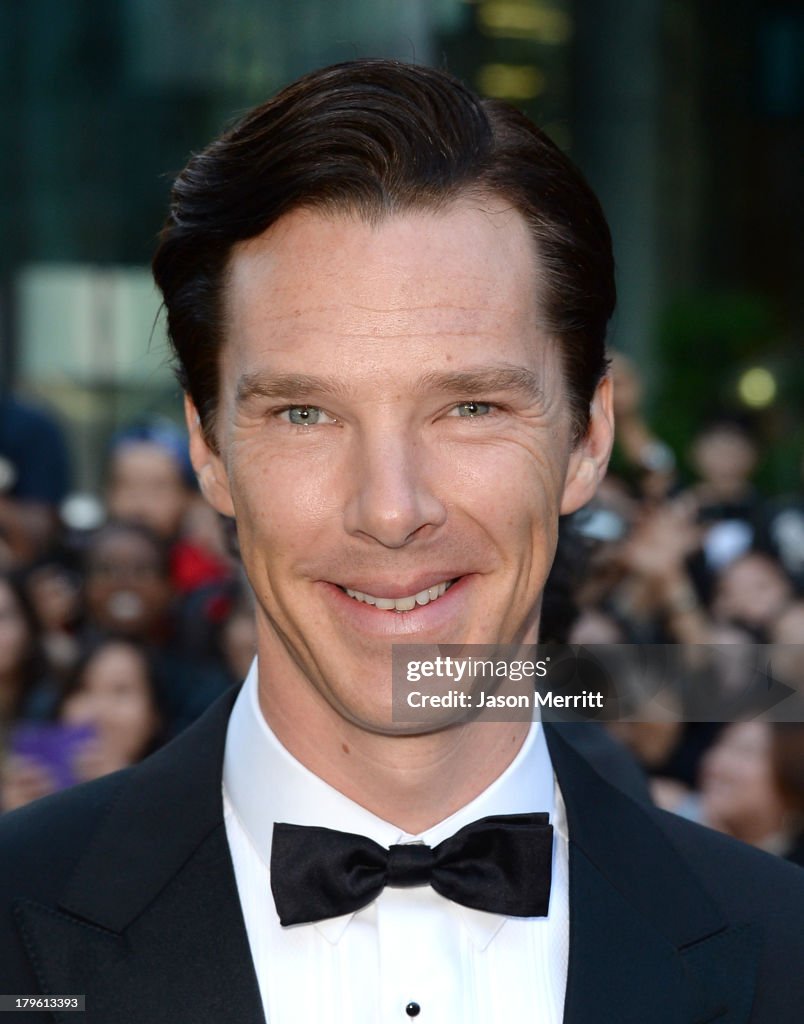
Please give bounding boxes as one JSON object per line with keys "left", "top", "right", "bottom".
{"left": 153, "top": 59, "right": 615, "bottom": 447}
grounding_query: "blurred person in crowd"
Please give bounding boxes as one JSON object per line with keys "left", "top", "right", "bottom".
{"left": 539, "top": 531, "right": 655, "bottom": 804}
{"left": 567, "top": 605, "right": 629, "bottom": 645}
{"left": 770, "top": 598, "right": 804, "bottom": 647}
{"left": 564, "top": 477, "right": 639, "bottom": 608}
{"left": 608, "top": 351, "right": 677, "bottom": 502}
{"left": 0, "top": 573, "right": 56, "bottom": 725}
{"left": 171, "top": 496, "right": 236, "bottom": 594}
{"left": 768, "top": 600, "right": 804, "bottom": 694}
{"left": 573, "top": 492, "right": 718, "bottom": 649}
{"left": 105, "top": 420, "right": 195, "bottom": 542}
{"left": 80, "top": 521, "right": 185, "bottom": 636}
{"left": 688, "top": 418, "right": 759, "bottom": 514}
{"left": 588, "top": 497, "right": 795, "bottom": 650}
{"left": 757, "top": 448, "right": 804, "bottom": 592}
{"left": 0, "top": 574, "right": 63, "bottom": 815}
{"left": 106, "top": 420, "right": 233, "bottom": 596}
{"left": 21, "top": 556, "right": 83, "bottom": 678}
{"left": 0, "top": 394, "right": 71, "bottom": 569}
{"left": 57, "top": 638, "right": 166, "bottom": 781}
{"left": 217, "top": 587, "right": 257, "bottom": 685}
{"left": 82, "top": 521, "right": 231, "bottom": 735}
{"left": 83, "top": 521, "right": 174, "bottom": 642}
{"left": 607, "top": 716, "right": 728, "bottom": 817}
{"left": 1, "top": 637, "right": 166, "bottom": 813}
{"left": 711, "top": 550, "right": 795, "bottom": 639}
{"left": 607, "top": 720, "right": 687, "bottom": 806}
{"left": 699, "top": 721, "right": 804, "bottom": 865}
{"left": 684, "top": 419, "right": 761, "bottom": 590}
{"left": 174, "top": 571, "right": 256, "bottom": 678}
{"left": 611, "top": 496, "right": 708, "bottom": 643}
{"left": 1, "top": 59, "right": 802, "bottom": 1022}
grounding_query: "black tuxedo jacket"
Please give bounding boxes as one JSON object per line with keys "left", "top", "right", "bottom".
{"left": 1, "top": 688, "right": 803, "bottom": 1023}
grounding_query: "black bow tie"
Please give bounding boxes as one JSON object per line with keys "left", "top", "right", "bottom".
{"left": 270, "top": 813, "right": 553, "bottom": 926}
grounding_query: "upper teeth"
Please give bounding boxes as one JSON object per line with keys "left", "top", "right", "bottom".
{"left": 344, "top": 580, "right": 452, "bottom": 612}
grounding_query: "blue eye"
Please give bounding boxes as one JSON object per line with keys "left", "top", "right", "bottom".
{"left": 284, "top": 406, "right": 323, "bottom": 425}
{"left": 454, "top": 401, "right": 492, "bottom": 417}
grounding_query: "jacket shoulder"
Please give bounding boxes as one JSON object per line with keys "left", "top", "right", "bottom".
{"left": 0, "top": 689, "right": 236, "bottom": 921}
{"left": 0, "top": 770, "right": 131, "bottom": 906}
{"left": 652, "top": 806, "right": 804, "bottom": 981}
{"left": 653, "top": 806, "right": 804, "bottom": 901}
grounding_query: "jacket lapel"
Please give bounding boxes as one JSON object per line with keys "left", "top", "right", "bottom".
{"left": 16, "top": 688, "right": 264, "bottom": 1024}
{"left": 15, "top": 690, "right": 761, "bottom": 1024}
{"left": 546, "top": 725, "right": 759, "bottom": 1024}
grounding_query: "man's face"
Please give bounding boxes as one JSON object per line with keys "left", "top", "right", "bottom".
{"left": 189, "top": 198, "right": 612, "bottom": 734}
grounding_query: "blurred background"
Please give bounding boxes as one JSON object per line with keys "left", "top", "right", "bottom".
{"left": 1, "top": 0, "right": 802, "bottom": 489}
{"left": 0, "top": 1, "right": 802, "bottom": 863}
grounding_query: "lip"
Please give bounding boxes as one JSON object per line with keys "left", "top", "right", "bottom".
{"left": 319, "top": 574, "right": 474, "bottom": 638}
{"left": 331, "top": 573, "right": 463, "bottom": 601}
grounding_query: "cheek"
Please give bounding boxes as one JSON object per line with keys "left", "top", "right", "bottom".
{"left": 229, "top": 456, "right": 341, "bottom": 572}
{"left": 708, "top": 749, "right": 758, "bottom": 795}
{"left": 743, "top": 757, "right": 775, "bottom": 797}
{"left": 101, "top": 695, "right": 151, "bottom": 741}
{"left": 228, "top": 428, "right": 566, "bottom": 568}
{"left": 119, "top": 700, "right": 156, "bottom": 740}
{"left": 61, "top": 694, "right": 93, "bottom": 725}
{"left": 454, "top": 444, "right": 563, "bottom": 538}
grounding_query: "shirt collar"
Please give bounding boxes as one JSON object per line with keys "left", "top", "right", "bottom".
{"left": 223, "top": 657, "right": 560, "bottom": 948}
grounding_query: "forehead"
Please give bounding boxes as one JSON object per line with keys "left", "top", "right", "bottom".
{"left": 727, "top": 555, "right": 783, "bottom": 584}
{"left": 111, "top": 443, "right": 182, "bottom": 481}
{"left": 221, "top": 198, "right": 549, "bottom": 381}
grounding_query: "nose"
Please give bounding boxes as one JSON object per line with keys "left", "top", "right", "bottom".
{"left": 342, "top": 427, "right": 447, "bottom": 548}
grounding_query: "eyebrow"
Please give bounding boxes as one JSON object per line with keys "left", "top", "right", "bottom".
{"left": 236, "top": 372, "right": 351, "bottom": 405}
{"left": 416, "top": 366, "right": 544, "bottom": 403}
{"left": 235, "top": 364, "right": 544, "bottom": 406}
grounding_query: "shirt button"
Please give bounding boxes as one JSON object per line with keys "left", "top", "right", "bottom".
{"left": 405, "top": 1002, "right": 421, "bottom": 1017}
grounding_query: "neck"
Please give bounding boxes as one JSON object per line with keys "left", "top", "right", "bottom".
{"left": 257, "top": 663, "right": 530, "bottom": 835}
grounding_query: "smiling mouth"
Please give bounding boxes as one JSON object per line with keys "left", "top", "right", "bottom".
{"left": 339, "top": 579, "right": 457, "bottom": 612}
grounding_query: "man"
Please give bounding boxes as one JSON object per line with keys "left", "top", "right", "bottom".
{"left": 1, "top": 60, "right": 802, "bottom": 1023}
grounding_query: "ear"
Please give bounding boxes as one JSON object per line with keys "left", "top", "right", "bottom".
{"left": 184, "top": 395, "right": 236, "bottom": 518}
{"left": 560, "top": 374, "right": 614, "bottom": 516}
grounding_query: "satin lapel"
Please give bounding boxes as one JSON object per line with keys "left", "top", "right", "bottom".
{"left": 545, "top": 725, "right": 759, "bottom": 1024}
{"left": 15, "top": 688, "right": 265, "bottom": 1024}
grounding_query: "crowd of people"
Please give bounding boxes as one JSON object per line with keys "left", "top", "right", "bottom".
{"left": 0, "top": 398, "right": 255, "bottom": 811}
{"left": 550, "top": 354, "right": 804, "bottom": 865}
{"left": 1, "top": 359, "right": 803, "bottom": 864}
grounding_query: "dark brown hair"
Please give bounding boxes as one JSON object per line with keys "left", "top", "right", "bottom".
{"left": 153, "top": 59, "right": 615, "bottom": 447}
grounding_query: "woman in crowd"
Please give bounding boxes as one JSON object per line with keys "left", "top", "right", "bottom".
{"left": 1, "top": 636, "right": 166, "bottom": 811}
{"left": 699, "top": 720, "right": 804, "bottom": 865}
{"left": 56, "top": 637, "right": 167, "bottom": 780}
{"left": 0, "top": 572, "right": 54, "bottom": 725}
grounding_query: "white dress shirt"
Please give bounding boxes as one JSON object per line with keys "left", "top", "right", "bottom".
{"left": 223, "top": 660, "right": 569, "bottom": 1023}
